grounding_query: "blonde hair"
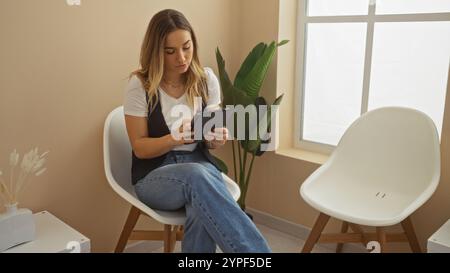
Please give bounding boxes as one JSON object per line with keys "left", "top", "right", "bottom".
{"left": 130, "top": 9, "right": 209, "bottom": 114}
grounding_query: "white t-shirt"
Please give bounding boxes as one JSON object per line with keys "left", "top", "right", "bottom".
{"left": 123, "top": 67, "right": 221, "bottom": 151}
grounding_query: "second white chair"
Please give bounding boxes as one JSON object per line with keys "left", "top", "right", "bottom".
{"left": 300, "top": 107, "right": 440, "bottom": 253}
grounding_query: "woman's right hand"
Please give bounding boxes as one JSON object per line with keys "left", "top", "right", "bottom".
{"left": 169, "top": 119, "right": 195, "bottom": 146}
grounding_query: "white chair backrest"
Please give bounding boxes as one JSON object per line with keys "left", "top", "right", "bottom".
{"left": 103, "top": 106, "right": 134, "bottom": 195}
{"left": 329, "top": 107, "right": 440, "bottom": 195}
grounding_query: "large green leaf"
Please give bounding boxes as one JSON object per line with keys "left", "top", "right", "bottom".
{"left": 242, "top": 41, "right": 276, "bottom": 100}
{"left": 236, "top": 40, "right": 289, "bottom": 100}
{"left": 234, "top": 43, "right": 267, "bottom": 89}
{"left": 215, "top": 47, "right": 234, "bottom": 100}
{"left": 216, "top": 48, "right": 253, "bottom": 107}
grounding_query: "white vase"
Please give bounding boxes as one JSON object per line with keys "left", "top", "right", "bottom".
{"left": 0, "top": 203, "right": 36, "bottom": 252}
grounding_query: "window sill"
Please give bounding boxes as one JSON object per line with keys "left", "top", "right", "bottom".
{"left": 275, "top": 147, "right": 329, "bottom": 165}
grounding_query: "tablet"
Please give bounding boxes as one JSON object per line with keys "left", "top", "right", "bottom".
{"left": 190, "top": 107, "right": 232, "bottom": 142}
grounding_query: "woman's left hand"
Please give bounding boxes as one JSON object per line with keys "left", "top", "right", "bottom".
{"left": 205, "top": 127, "right": 229, "bottom": 149}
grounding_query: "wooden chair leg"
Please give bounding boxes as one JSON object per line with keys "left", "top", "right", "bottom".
{"left": 169, "top": 225, "right": 180, "bottom": 252}
{"left": 115, "top": 206, "right": 141, "bottom": 253}
{"left": 336, "top": 221, "right": 349, "bottom": 253}
{"left": 163, "top": 224, "right": 172, "bottom": 253}
{"left": 401, "top": 217, "right": 422, "bottom": 253}
{"left": 376, "top": 227, "right": 387, "bottom": 253}
{"left": 302, "top": 213, "right": 330, "bottom": 253}
{"left": 349, "top": 223, "right": 370, "bottom": 250}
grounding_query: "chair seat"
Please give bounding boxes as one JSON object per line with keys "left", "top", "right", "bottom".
{"left": 301, "top": 167, "right": 438, "bottom": 227}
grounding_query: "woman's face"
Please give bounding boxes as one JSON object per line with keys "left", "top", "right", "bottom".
{"left": 163, "top": 29, "right": 194, "bottom": 75}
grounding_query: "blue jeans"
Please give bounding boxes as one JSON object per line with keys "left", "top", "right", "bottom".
{"left": 134, "top": 148, "right": 271, "bottom": 253}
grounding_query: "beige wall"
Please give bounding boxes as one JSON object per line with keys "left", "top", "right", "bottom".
{"left": 1, "top": 0, "right": 449, "bottom": 253}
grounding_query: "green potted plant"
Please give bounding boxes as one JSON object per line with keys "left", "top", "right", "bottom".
{"left": 215, "top": 40, "right": 288, "bottom": 211}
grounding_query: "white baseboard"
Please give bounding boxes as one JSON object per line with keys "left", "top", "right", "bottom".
{"left": 124, "top": 207, "right": 367, "bottom": 253}
{"left": 245, "top": 207, "right": 312, "bottom": 239}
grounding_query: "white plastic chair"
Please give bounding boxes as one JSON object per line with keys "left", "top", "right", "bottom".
{"left": 103, "top": 106, "right": 240, "bottom": 252}
{"left": 300, "top": 107, "right": 440, "bottom": 253}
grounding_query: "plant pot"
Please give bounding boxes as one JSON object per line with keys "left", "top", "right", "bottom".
{"left": 0, "top": 203, "right": 36, "bottom": 252}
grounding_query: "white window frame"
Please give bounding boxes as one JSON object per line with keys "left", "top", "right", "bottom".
{"left": 294, "top": 0, "right": 450, "bottom": 154}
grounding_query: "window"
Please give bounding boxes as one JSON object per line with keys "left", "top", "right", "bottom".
{"left": 296, "top": 0, "right": 450, "bottom": 153}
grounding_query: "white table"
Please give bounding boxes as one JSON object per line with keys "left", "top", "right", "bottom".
{"left": 3, "top": 211, "right": 90, "bottom": 253}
